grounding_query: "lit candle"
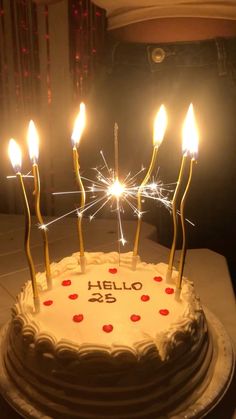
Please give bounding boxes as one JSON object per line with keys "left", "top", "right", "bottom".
{"left": 8, "top": 139, "right": 40, "bottom": 313}
{"left": 27, "top": 120, "right": 52, "bottom": 289}
{"left": 132, "top": 105, "right": 167, "bottom": 269}
{"left": 176, "top": 104, "right": 199, "bottom": 299}
{"left": 71, "top": 102, "right": 86, "bottom": 273}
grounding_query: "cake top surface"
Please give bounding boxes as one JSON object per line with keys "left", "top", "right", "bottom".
{"left": 13, "top": 252, "right": 200, "bottom": 360}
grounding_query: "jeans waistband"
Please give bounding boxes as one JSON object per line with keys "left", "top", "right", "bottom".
{"left": 107, "top": 37, "right": 236, "bottom": 74}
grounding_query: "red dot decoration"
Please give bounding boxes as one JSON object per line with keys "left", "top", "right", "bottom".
{"left": 102, "top": 324, "right": 113, "bottom": 333}
{"left": 73, "top": 314, "right": 84, "bottom": 323}
{"left": 43, "top": 300, "right": 53, "bottom": 306}
{"left": 165, "top": 287, "right": 174, "bottom": 295}
{"left": 159, "top": 309, "right": 169, "bottom": 316}
{"left": 69, "top": 294, "right": 78, "bottom": 300}
{"left": 141, "top": 295, "right": 150, "bottom": 302}
{"left": 130, "top": 314, "right": 141, "bottom": 322}
{"left": 62, "top": 279, "right": 71, "bottom": 286}
{"left": 109, "top": 268, "right": 117, "bottom": 274}
{"left": 153, "top": 276, "right": 163, "bottom": 282}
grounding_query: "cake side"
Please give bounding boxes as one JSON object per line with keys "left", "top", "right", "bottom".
{"left": 10, "top": 252, "right": 205, "bottom": 361}
{"left": 3, "top": 252, "right": 213, "bottom": 418}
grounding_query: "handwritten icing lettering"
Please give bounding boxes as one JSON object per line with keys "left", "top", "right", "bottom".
{"left": 88, "top": 293, "right": 117, "bottom": 303}
{"left": 132, "top": 282, "right": 142, "bottom": 290}
{"left": 105, "top": 293, "right": 116, "bottom": 303}
{"left": 88, "top": 281, "right": 143, "bottom": 303}
{"left": 88, "top": 293, "right": 103, "bottom": 303}
{"left": 88, "top": 281, "right": 142, "bottom": 291}
{"left": 113, "top": 282, "right": 122, "bottom": 290}
{"left": 88, "top": 281, "right": 102, "bottom": 290}
{"left": 103, "top": 281, "right": 112, "bottom": 290}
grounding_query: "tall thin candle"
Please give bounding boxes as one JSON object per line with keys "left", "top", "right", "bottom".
{"left": 166, "top": 129, "right": 190, "bottom": 283}
{"left": 8, "top": 139, "right": 40, "bottom": 313}
{"left": 176, "top": 104, "right": 199, "bottom": 300}
{"left": 27, "top": 120, "right": 52, "bottom": 289}
{"left": 71, "top": 102, "right": 86, "bottom": 273}
{"left": 132, "top": 105, "right": 167, "bottom": 269}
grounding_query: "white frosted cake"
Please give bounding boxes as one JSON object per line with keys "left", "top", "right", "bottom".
{"left": 3, "top": 252, "right": 213, "bottom": 418}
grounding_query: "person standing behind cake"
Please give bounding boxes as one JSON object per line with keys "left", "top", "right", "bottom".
{"left": 88, "top": 1, "right": 236, "bottom": 287}
{"left": 33, "top": 0, "right": 236, "bottom": 291}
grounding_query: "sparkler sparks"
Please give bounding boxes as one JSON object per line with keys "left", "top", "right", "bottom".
{"left": 39, "top": 152, "right": 172, "bottom": 246}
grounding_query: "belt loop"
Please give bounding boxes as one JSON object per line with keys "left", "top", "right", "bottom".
{"left": 215, "top": 38, "right": 227, "bottom": 76}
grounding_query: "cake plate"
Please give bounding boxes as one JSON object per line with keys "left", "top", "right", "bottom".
{"left": 0, "top": 307, "right": 234, "bottom": 419}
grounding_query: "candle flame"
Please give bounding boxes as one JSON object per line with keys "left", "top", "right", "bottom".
{"left": 182, "top": 104, "right": 199, "bottom": 158}
{"left": 71, "top": 102, "right": 86, "bottom": 147}
{"left": 107, "top": 179, "right": 125, "bottom": 198}
{"left": 8, "top": 139, "right": 22, "bottom": 173}
{"left": 27, "top": 120, "right": 39, "bottom": 163}
{"left": 153, "top": 104, "right": 167, "bottom": 147}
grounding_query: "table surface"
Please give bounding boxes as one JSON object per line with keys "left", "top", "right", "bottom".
{"left": 0, "top": 214, "right": 235, "bottom": 419}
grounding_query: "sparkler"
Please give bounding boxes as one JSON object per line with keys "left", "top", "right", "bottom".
{"left": 113, "top": 122, "right": 125, "bottom": 255}
{"left": 40, "top": 151, "right": 172, "bottom": 250}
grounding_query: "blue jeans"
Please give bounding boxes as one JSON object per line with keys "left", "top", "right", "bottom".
{"left": 88, "top": 37, "right": 236, "bottom": 287}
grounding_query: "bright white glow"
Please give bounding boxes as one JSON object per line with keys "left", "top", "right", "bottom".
{"left": 153, "top": 104, "right": 167, "bottom": 146}
{"left": 107, "top": 179, "right": 125, "bottom": 198}
{"left": 71, "top": 102, "right": 86, "bottom": 146}
{"left": 27, "top": 120, "right": 39, "bottom": 163}
{"left": 8, "top": 139, "right": 22, "bottom": 173}
{"left": 182, "top": 104, "right": 199, "bottom": 157}
{"left": 149, "top": 182, "right": 157, "bottom": 191}
{"left": 77, "top": 210, "right": 82, "bottom": 218}
{"left": 43, "top": 152, "right": 172, "bottom": 247}
{"left": 120, "top": 238, "right": 127, "bottom": 246}
{"left": 39, "top": 224, "right": 48, "bottom": 231}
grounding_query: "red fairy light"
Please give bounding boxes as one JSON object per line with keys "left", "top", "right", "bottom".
{"left": 69, "top": 0, "right": 106, "bottom": 101}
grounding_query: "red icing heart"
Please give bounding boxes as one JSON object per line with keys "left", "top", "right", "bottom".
{"left": 73, "top": 314, "right": 84, "bottom": 323}
{"left": 62, "top": 279, "right": 71, "bottom": 286}
{"left": 159, "top": 309, "right": 169, "bottom": 316}
{"left": 69, "top": 293, "right": 78, "bottom": 300}
{"left": 130, "top": 314, "right": 141, "bottom": 322}
{"left": 43, "top": 300, "right": 53, "bottom": 306}
{"left": 141, "top": 295, "right": 150, "bottom": 302}
{"left": 165, "top": 287, "right": 174, "bottom": 295}
{"left": 109, "top": 268, "right": 117, "bottom": 274}
{"left": 153, "top": 276, "right": 163, "bottom": 282}
{"left": 102, "top": 324, "right": 113, "bottom": 333}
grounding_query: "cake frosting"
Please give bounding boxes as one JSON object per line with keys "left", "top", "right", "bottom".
{"left": 3, "top": 252, "right": 213, "bottom": 418}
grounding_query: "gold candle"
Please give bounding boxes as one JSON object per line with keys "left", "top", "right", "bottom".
{"left": 27, "top": 120, "right": 52, "bottom": 289}
{"left": 166, "top": 148, "right": 189, "bottom": 282}
{"left": 132, "top": 105, "right": 167, "bottom": 269}
{"left": 71, "top": 102, "right": 86, "bottom": 273}
{"left": 176, "top": 104, "right": 199, "bottom": 300}
{"left": 8, "top": 139, "right": 40, "bottom": 313}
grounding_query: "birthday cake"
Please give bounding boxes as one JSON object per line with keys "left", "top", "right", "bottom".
{"left": 2, "top": 251, "right": 214, "bottom": 418}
